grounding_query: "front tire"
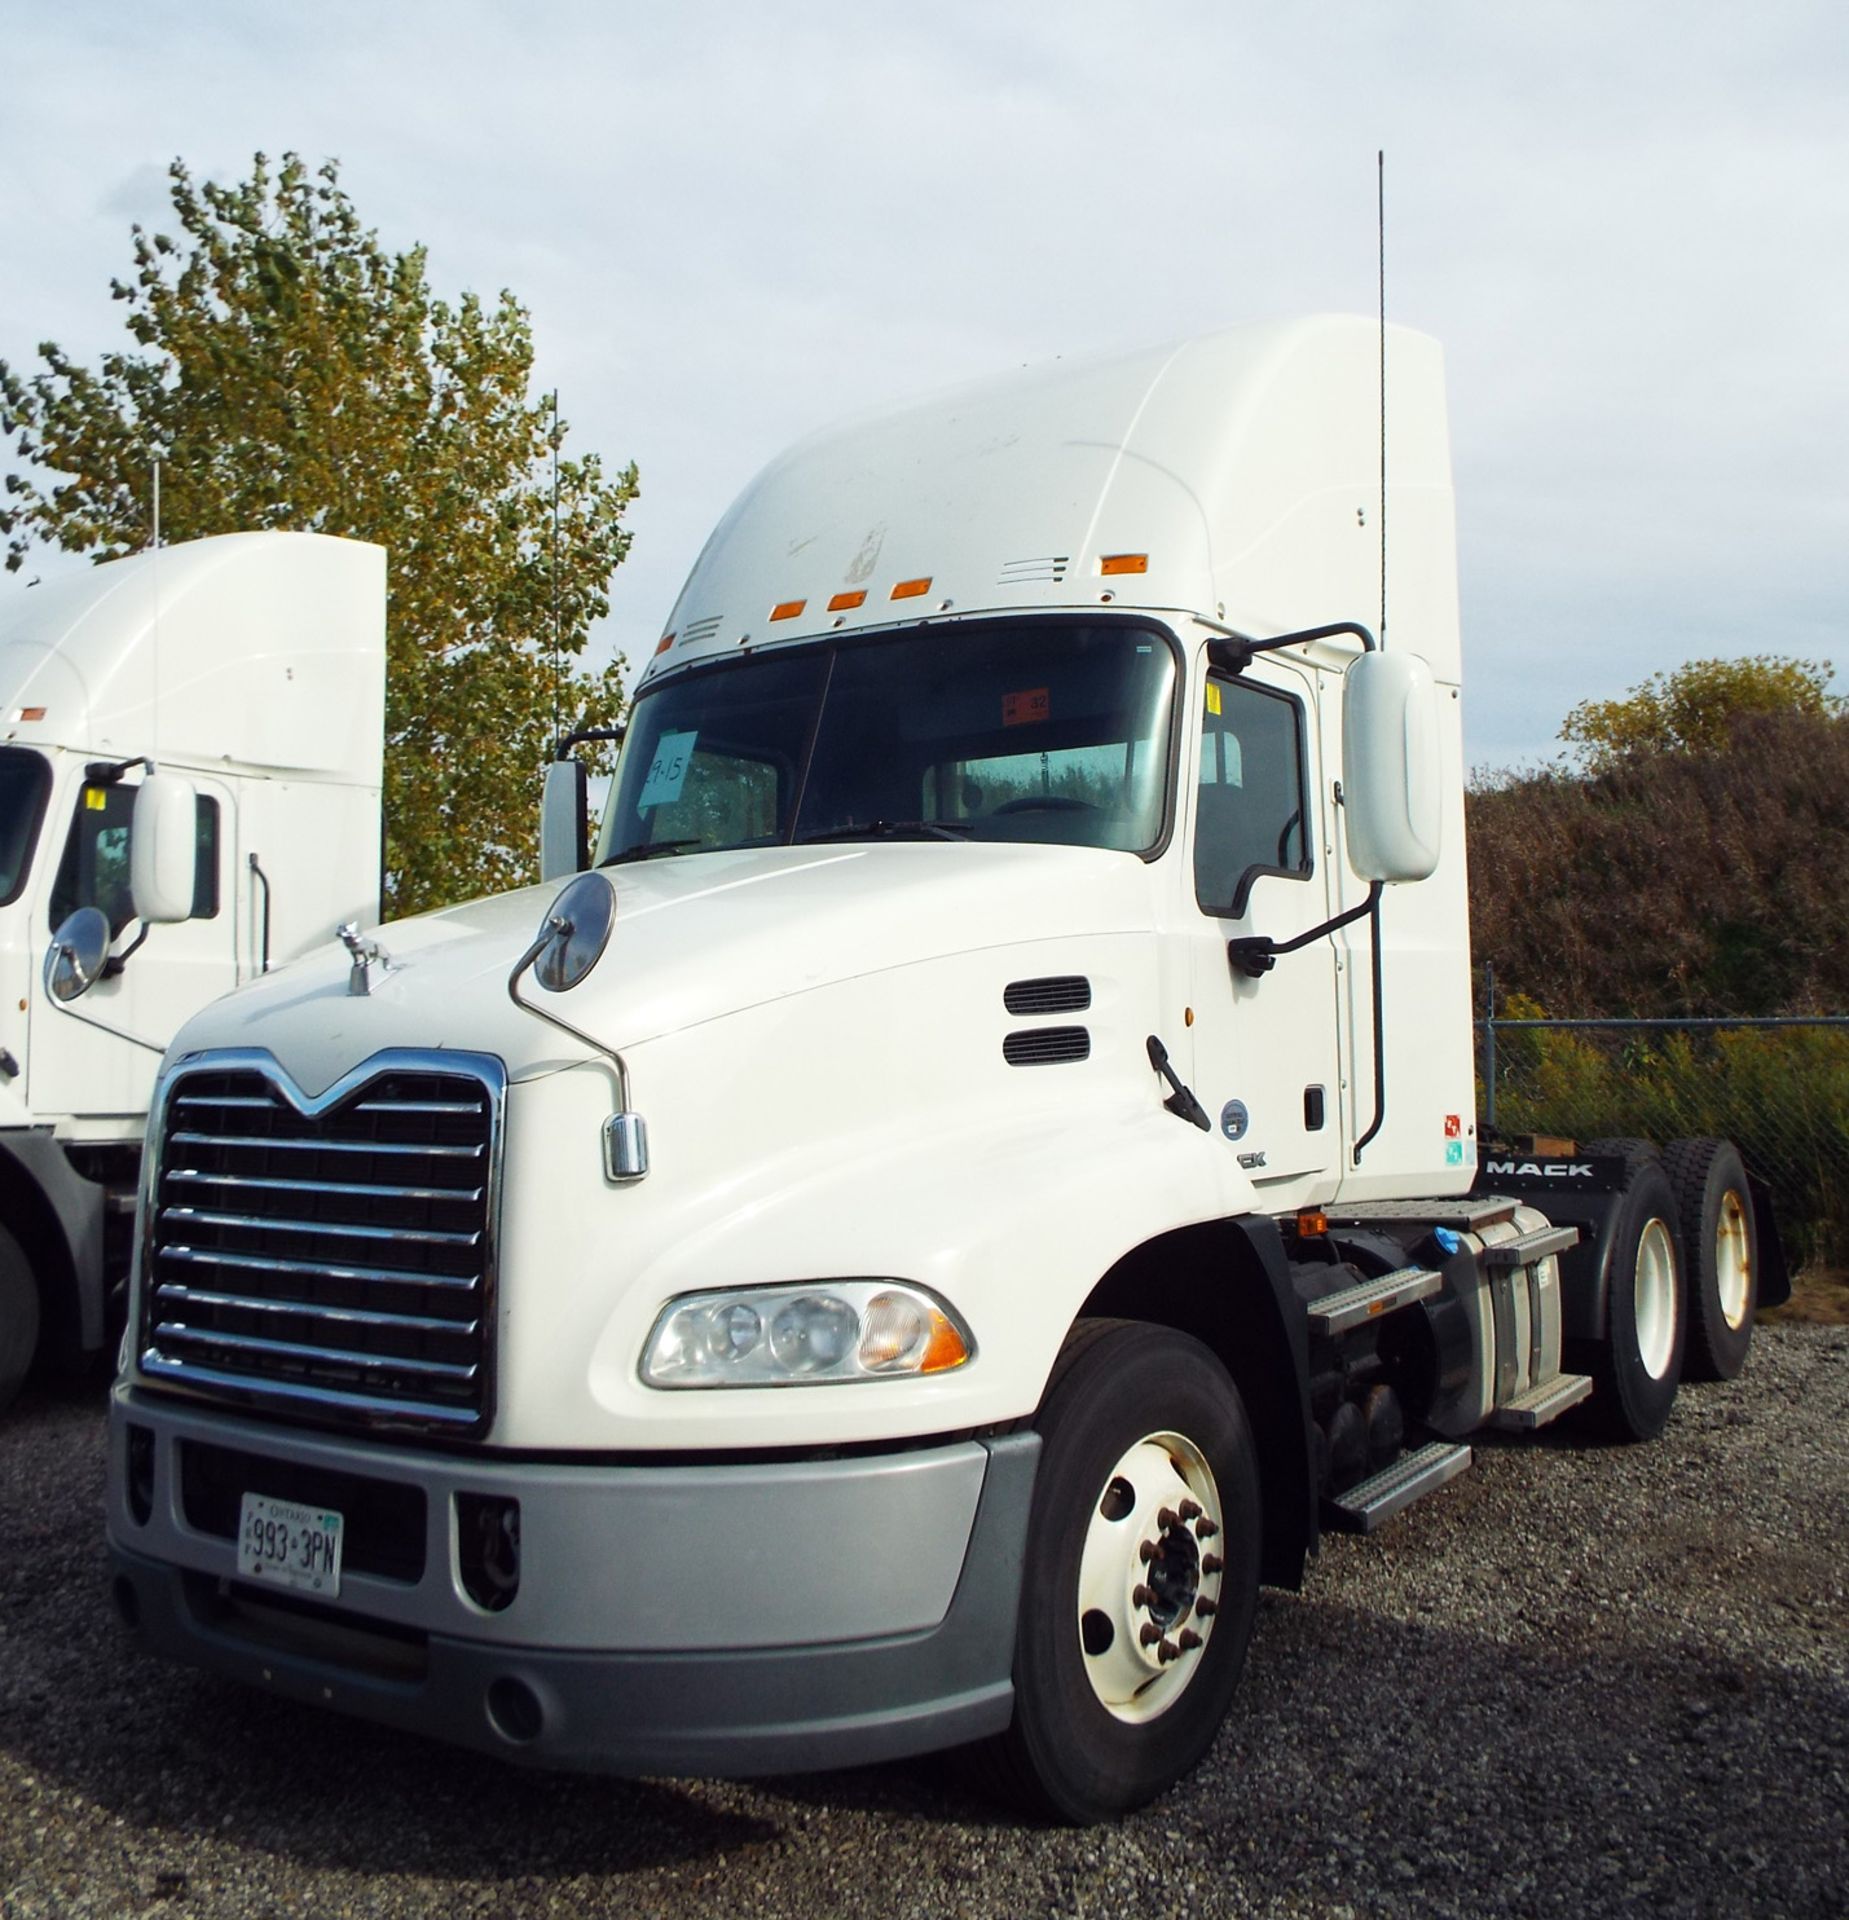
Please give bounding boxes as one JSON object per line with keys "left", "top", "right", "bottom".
{"left": 983, "top": 1320, "right": 1261, "bottom": 1822}
{"left": 1662, "top": 1138, "right": 1757, "bottom": 1381}
{"left": 0, "top": 1222, "right": 41, "bottom": 1416}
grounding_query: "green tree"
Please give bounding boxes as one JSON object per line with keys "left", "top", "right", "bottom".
{"left": 0, "top": 152, "right": 638, "bottom": 916}
{"left": 1560, "top": 654, "right": 1840, "bottom": 769}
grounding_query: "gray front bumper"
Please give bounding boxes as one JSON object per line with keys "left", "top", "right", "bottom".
{"left": 105, "top": 1386, "right": 1038, "bottom": 1775}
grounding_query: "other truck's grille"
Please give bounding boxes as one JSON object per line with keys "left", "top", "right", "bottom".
{"left": 140, "top": 1051, "right": 505, "bottom": 1437}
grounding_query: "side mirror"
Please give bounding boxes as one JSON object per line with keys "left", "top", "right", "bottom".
{"left": 1342, "top": 651, "right": 1441, "bottom": 882}
{"left": 540, "top": 759, "right": 588, "bottom": 882}
{"left": 129, "top": 773, "right": 199, "bottom": 923}
{"left": 44, "top": 906, "right": 111, "bottom": 1003}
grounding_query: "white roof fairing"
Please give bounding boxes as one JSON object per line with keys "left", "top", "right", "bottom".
{"left": 649, "top": 315, "right": 1461, "bottom": 686}
{"left": 0, "top": 532, "right": 385, "bottom": 783}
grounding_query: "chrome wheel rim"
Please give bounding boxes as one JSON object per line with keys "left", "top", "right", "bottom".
{"left": 1716, "top": 1189, "right": 1752, "bottom": 1330}
{"left": 1076, "top": 1431, "right": 1223, "bottom": 1725}
{"left": 1635, "top": 1217, "right": 1678, "bottom": 1380}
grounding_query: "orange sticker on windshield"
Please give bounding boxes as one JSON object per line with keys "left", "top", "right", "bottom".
{"left": 1003, "top": 687, "right": 1050, "bottom": 728}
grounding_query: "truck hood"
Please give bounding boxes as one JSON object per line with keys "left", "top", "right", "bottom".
{"left": 168, "top": 842, "right": 1161, "bottom": 1095}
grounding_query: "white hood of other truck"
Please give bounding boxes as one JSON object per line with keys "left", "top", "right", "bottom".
{"left": 167, "top": 842, "right": 1161, "bottom": 1096}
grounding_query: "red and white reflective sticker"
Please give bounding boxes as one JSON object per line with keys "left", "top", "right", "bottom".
{"left": 1003, "top": 687, "right": 1050, "bottom": 727}
{"left": 1444, "top": 1114, "right": 1461, "bottom": 1138}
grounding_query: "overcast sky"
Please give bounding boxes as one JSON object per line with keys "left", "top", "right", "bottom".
{"left": 1, "top": 1, "right": 1842, "bottom": 771}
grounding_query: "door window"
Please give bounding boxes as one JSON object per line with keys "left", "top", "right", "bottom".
{"left": 1194, "top": 676, "right": 1310, "bottom": 917}
{"left": 50, "top": 783, "right": 220, "bottom": 936}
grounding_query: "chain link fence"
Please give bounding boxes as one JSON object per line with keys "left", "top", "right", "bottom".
{"left": 1475, "top": 997, "right": 1849, "bottom": 1269}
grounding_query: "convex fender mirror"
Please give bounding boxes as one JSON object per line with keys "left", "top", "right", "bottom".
{"left": 1342, "top": 651, "right": 1441, "bottom": 882}
{"left": 130, "top": 773, "right": 199, "bottom": 923}
{"left": 44, "top": 906, "right": 111, "bottom": 1003}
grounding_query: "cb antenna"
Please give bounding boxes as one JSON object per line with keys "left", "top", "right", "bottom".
{"left": 1377, "top": 149, "right": 1388, "bottom": 649}
{"left": 550, "top": 391, "right": 562, "bottom": 750}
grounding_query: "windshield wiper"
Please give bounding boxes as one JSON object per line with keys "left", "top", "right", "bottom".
{"left": 792, "top": 819, "right": 973, "bottom": 845}
{"left": 600, "top": 838, "right": 706, "bottom": 867}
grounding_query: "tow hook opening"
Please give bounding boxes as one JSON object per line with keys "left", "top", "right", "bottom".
{"left": 485, "top": 1675, "right": 544, "bottom": 1745}
{"left": 127, "top": 1425, "right": 155, "bottom": 1526}
{"left": 457, "top": 1493, "right": 521, "bottom": 1612}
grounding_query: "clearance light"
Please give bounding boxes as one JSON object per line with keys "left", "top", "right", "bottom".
{"left": 1297, "top": 1209, "right": 1329, "bottom": 1238}
{"left": 641, "top": 1281, "right": 975, "bottom": 1389}
{"left": 1099, "top": 554, "right": 1148, "bottom": 576}
{"left": 653, "top": 634, "right": 675, "bottom": 656}
{"left": 890, "top": 577, "right": 932, "bottom": 600}
{"left": 827, "top": 590, "right": 867, "bottom": 612}
{"left": 770, "top": 599, "right": 806, "bottom": 622}
{"left": 12, "top": 707, "right": 46, "bottom": 723}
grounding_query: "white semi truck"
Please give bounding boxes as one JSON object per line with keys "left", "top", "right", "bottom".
{"left": 100, "top": 321, "right": 1774, "bottom": 1821}
{"left": 0, "top": 532, "right": 384, "bottom": 1410}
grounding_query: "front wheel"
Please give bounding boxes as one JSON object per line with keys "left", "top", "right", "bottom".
{"left": 981, "top": 1320, "right": 1261, "bottom": 1822}
{"left": 0, "top": 1222, "right": 41, "bottom": 1416}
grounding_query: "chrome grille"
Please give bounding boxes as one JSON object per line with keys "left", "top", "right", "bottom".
{"left": 140, "top": 1051, "right": 504, "bottom": 1435}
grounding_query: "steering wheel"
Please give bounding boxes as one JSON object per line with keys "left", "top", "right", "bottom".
{"left": 992, "top": 795, "right": 1101, "bottom": 815}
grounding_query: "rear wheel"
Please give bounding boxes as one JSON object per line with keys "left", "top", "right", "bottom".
{"left": 1583, "top": 1157, "right": 1684, "bottom": 1441}
{"left": 0, "top": 1223, "right": 41, "bottom": 1416}
{"left": 979, "top": 1320, "right": 1261, "bottom": 1822}
{"left": 1662, "top": 1138, "right": 1757, "bottom": 1381}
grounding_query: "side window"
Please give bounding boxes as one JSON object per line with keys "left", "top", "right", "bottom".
{"left": 51, "top": 785, "right": 221, "bottom": 936}
{"left": 1193, "top": 676, "right": 1310, "bottom": 917}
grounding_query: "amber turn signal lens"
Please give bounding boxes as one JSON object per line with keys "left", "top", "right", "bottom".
{"left": 1099, "top": 553, "right": 1148, "bottom": 575}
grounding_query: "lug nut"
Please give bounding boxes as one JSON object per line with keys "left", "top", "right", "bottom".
{"left": 1140, "top": 1622, "right": 1163, "bottom": 1647}
{"left": 1138, "top": 1540, "right": 1159, "bottom": 1564}
{"left": 1202, "top": 1553, "right": 1224, "bottom": 1576}
{"left": 1133, "top": 1584, "right": 1154, "bottom": 1609}
{"left": 1194, "top": 1596, "right": 1218, "bottom": 1618}
{"left": 1157, "top": 1506, "right": 1180, "bottom": 1530}
{"left": 1178, "top": 1499, "right": 1202, "bottom": 1522}
{"left": 1157, "top": 1638, "right": 1181, "bottom": 1663}
{"left": 1195, "top": 1518, "right": 1220, "bottom": 1539}
{"left": 1178, "top": 1628, "right": 1203, "bottom": 1651}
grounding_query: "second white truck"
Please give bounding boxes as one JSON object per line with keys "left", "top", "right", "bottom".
{"left": 0, "top": 532, "right": 383, "bottom": 1409}
{"left": 100, "top": 321, "right": 1773, "bottom": 1820}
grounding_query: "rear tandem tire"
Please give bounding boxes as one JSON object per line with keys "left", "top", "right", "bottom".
{"left": 976, "top": 1320, "right": 1262, "bottom": 1823}
{"left": 1584, "top": 1157, "right": 1685, "bottom": 1442}
{"left": 0, "top": 1221, "right": 41, "bottom": 1416}
{"left": 1662, "top": 1138, "right": 1757, "bottom": 1382}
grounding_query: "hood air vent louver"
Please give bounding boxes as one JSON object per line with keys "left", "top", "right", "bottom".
{"left": 679, "top": 616, "right": 723, "bottom": 648}
{"left": 1004, "top": 976, "right": 1092, "bottom": 1016}
{"left": 1003, "top": 1027, "right": 1091, "bottom": 1067}
{"left": 999, "top": 556, "right": 1070, "bottom": 585}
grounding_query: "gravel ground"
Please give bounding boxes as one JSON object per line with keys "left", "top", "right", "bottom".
{"left": 2, "top": 1328, "right": 1844, "bottom": 1920}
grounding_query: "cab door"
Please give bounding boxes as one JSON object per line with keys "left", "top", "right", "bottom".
{"left": 1182, "top": 653, "right": 1345, "bottom": 1207}
{"left": 29, "top": 770, "right": 239, "bottom": 1121}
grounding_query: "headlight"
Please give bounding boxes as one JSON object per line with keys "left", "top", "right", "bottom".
{"left": 641, "top": 1281, "right": 974, "bottom": 1389}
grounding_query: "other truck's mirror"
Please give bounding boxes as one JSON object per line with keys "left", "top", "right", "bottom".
{"left": 540, "top": 759, "right": 588, "bottom": 881}
{"left": 129, "top": 773, "right": 200, "bottom": 924}
{"left": 1342, "top": 651, "right": 1442, "bottom": 882}
{"left": 44, "top": 906, "right": 111, "bottom": 1003}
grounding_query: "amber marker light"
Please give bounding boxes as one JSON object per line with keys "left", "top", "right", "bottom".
{"left": 1099, "top": 553, "right": 1149, "bottom": 576}
{"left": 1296, "top": 1209, "right": 1329, "bottom": 1238}
{"left": 827, "top": 590, "right": 867, "bottom": 612}
{"left": 890, "top": 576, "right": 932, "bottom": 600}
{"left": 653, "top": 634, "right": 675, "bottom": 656}
{"left": 770, "top": 599, "right": 807, "bottom": 621}
{"left": 13, "top": 707, "right": 46, "bottom": 722}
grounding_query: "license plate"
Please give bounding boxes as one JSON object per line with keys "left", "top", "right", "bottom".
{"left": 236, "top": 1492, "right": 344, "bottom": 1598}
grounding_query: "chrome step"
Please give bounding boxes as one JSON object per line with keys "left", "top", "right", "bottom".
{"left": 1481, "top": 1225, "right": 1580, "bottom": 1268}
{"left": 1325, "top": 1441, "right": 1473, "bottom": 1534}
{"left": 1489, "top": 1371, "right": 1594, "bottom": 1431}
{"left": 1307, "top": 1266, "right": 1443, "bottom": 1337}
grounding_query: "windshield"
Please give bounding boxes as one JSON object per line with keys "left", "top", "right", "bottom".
{"left": 596, "top": 619, "right": 1177, "bottom": 865}
{"left": 0, "top": 748, "right": 50, "bottom": 908}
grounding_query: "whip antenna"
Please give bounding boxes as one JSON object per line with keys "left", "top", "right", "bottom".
{"left": 550, "top": 391, "right": 562, "bottom": 748}
{"left": 1377, "top": 149, "right": 1387, "bottom": 648}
